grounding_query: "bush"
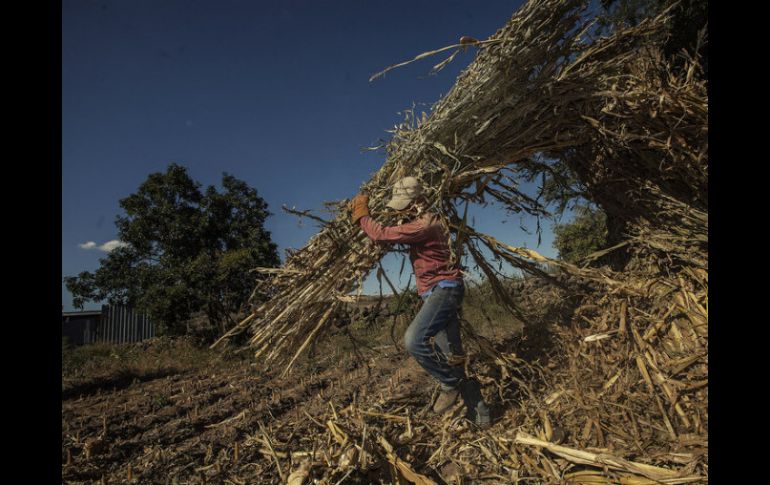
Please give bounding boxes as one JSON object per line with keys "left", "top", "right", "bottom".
{"left": 552, "top": 205, "right": 608, "bottom": 264}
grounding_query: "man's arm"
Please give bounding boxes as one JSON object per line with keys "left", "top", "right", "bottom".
{"left": 359, "top": 215, "right": 429, "bottom": 244}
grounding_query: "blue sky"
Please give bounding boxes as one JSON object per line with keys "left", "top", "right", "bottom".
{"left": 63, "top": 0, "right": 572, "bottom": 311}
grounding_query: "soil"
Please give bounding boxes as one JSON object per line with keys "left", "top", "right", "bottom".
{"left": 62, "top": 344, "right": 442, "bottom": 484}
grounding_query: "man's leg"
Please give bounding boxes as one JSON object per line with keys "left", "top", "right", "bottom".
{"left": 405, "top": 286, "right": 490, "bottom": 426}
{"left": 432, "top": 286, "right": 465, "bottom": 371}
{"left": 403, "top": 286, "right": 466, "bottom": 390}
{"left": 429, "top": 286, "right": 466, "bottom": 414}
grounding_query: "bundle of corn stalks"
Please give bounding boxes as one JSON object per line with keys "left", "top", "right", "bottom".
{"left": 245, "top": 291, "right": 705, "bottom": 484}
{"left": 212, "top": 0, "right": 707, "bottom": 481}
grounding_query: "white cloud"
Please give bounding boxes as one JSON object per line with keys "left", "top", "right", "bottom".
{"left": 78, "top": 240, "right": 130, "bottom": 252}
{"left": 98, "top": 240, "right": 130, "bottom": 252}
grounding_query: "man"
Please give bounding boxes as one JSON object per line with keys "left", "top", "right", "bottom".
{"left": 350, "top": 176, "right": 491, "bottom": 428}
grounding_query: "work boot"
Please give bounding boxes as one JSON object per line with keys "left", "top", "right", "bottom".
{"left": 458, "top": 379, "right": 491, "bottom": 428}
{"left": 433, "top": 387, "right": 460, "bottom": 414}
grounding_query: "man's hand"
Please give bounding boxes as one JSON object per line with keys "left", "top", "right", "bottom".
{"left": 350, "top": 193, "right": 370, "bottom": 225}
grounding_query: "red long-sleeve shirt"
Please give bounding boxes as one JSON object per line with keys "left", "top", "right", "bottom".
{"left": 359, "top": 213, "right": 462, "bottom": 295}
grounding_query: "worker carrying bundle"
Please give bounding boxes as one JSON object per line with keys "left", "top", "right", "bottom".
{"left": 351, "top": 176, "right": 491, "bottom": 428}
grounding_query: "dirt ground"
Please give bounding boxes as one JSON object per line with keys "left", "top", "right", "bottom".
{"left": 62, "top": 281, "right": 572, "bottom": 485}
{"left": 61, "top": 340, "right": 465, "bottom": 484}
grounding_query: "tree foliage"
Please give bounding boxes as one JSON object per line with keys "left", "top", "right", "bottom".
{"left": 64, "top": 164, "right": 280, "bottom": 338}
{"left": 552, "top": 205, "right": 608, "bottom": 264}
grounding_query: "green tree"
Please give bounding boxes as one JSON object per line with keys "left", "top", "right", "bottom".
{"left": 64, "top": 164, "right": 280, "bottom": 339}
{"left": 552, "top": 205, "right": 608, "bottom": 265}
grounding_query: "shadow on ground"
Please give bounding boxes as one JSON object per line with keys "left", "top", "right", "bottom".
{"left": 62, "top": 368, "right": 182, "bottom": 400}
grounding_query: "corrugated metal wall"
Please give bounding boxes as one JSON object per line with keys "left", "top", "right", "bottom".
{"left": 97, "top": 305, "right": 154, "bottom": 344}
{"left": 62, "top": 316, "right": 100, "bottom": 346}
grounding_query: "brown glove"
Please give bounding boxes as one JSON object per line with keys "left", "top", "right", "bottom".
{"left": 350, "top": 194, "right": 370, "bottom": 225}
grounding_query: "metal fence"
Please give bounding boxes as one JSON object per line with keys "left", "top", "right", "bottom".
{"left": 62, "top": 311, "right": 101, "bottom": 346}
{"left": 96, "top": 305, "right": 154, "bottom": 344}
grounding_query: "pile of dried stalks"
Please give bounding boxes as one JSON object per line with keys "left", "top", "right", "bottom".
{"left": 212, "top": 0, "right": 707, "bottom": 482}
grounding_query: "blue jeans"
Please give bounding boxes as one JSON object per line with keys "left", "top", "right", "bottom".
{"left": 403, "top": 284, "right": 466, "bottom": 390}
